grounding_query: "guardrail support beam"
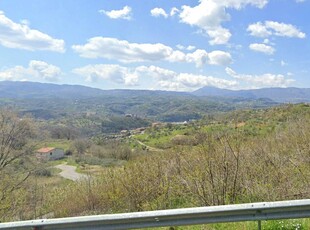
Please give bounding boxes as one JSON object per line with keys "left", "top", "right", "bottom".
{"left": 0, "top": 199, "right": 309, "bottom": 230}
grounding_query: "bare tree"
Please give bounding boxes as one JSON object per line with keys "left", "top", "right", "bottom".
{"left": 0, "top": 109, "right": 35, "bottom": 220}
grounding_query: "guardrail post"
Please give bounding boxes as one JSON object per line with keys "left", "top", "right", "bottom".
{"left": 257, "top": 220, "right": 262, "bottom": 230}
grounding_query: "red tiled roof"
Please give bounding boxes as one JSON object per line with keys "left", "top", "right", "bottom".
{"left": 37, "top": 147, "right": 55, "bottom": 153}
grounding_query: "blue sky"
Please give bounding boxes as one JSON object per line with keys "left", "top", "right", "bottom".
{"left": 0, "top": 0, "right": 309, "bottom": 91}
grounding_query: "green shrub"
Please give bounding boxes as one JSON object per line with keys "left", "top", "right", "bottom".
{"left": 34, "top": 168, "right": 52, "bottom": 177}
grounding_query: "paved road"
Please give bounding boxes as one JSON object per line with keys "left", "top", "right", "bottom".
{"left": 55, "top": 164, "right": 87, "bottom": 181}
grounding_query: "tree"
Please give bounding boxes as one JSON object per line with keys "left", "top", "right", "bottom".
{"left": 71, "top": 139, "right": 91, "bottom": 155}
{"left": 0, "top": 109, "right": 35, "bottom": 221}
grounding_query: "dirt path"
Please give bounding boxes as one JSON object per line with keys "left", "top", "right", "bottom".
{"left": 55, "top": 164, "right": 87, "bottom": 181}
{"left": 136, "top": 140, "right": 164, "bottom": 152}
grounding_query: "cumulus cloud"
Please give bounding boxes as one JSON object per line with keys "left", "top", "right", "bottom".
{"left": 99, "top": 6, "right": 132, "bottom": 20}
{"left": 150, "top": 8, "right": 168, "bottom": 18}
{"left": 179, "top": 0, "right": 268, "bottom": 45}
{"left": 72, "top": 37, "right": 177, "bottom": 62}
{"left": 225, "top": 67, "right": 294, "bottom": 88}
{"left": 185, "top": 49, "right": 232, "bottom": 67}
{"left": 247, "top": 22, "right": 271, "bottom": 37}
{"left": 208, "top": 50, "right": 233, "bottom": 65}
{"left": 72, "top": 64, "right": 138, "bottom": 85}
{"left": 247, "top": 21, "right": 306, "bottom": 38}
{"left": 73, "top": 64, "right": 237, "bottom": 91}
{"left": 170, "top": 7, "right": 179, "bottom": 16}
{"left": 173, "top": 73, "right": 237, "bottom": 90}
{"left": 249, "top": 43, "right": 275, "bottom": 55}
{"left": 150, "top": 7, "right": 179, "bottom": 18}
{"left": 0, "top": 60, "right": 62, "bottom": 82}
{"left": 76, "top": 64, "right": 294, "bottom": 91}
{"left": 176, "top": 44, "right": 196, "bottom": 51}
{"left": 72, "top": 37, "right": 232, "bottom": 67}
{"left": 207, "top": 27, "right": 232, "bottom": 45}
{"left": 0, "top": 11, "right": 65, "bottom": 52}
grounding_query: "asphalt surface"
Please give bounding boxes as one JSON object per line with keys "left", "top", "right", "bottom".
{"left": 55, "top": 164, "right": 87, "bottom": 181}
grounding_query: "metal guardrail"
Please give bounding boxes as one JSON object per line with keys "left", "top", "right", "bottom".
{"left": 0, "top": 199, "right": 309, "bottom": 230}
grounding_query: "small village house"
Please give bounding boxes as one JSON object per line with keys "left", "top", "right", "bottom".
{"left": 36, "top": 147, "right": 64, "bottom": 161}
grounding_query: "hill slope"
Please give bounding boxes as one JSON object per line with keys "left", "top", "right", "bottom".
{"left": 193, "top": 86, "right": 310, "bottom": 103}
{"left": 0, "top": 81, "right": 277, "bottom": 123}
{"left": 0, "top": 81, "right": 107, "bottom": 99}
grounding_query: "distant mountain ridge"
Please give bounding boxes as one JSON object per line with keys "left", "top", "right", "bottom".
{"left": 0, "top": 81, "right": 106, "bottom": 99}
{"left": 0, "top": 81, "right": 189, "bottom": 99}
{"left": 1, "top": 81, "right": 310, "bottom": 103}
{"left": 193, "top": 86, "right": 310, "bottom": 103}
{"left": 0, "top": 81, "right": 278, "bottom": 122}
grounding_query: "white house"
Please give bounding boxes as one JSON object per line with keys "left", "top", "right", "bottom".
{"left": 36, "top": 147, "right": 64, "bottom": 161}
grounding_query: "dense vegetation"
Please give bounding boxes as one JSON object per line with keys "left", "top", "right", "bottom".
{"left": 49, "top": 104, "right": 310, "bottom": 216}
{"left": 0, "top": 82, "right": 277, "bottom": 137}
{"left": 0, "top": 103, "right": 309, "bottom": 229}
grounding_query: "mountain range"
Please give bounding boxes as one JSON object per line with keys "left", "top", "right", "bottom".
{"left": 192, "top": 86, "right": 310, "bottom": 103}
{"left": 0, "top": 81, "right": 189, "bottom": 99}
{"left": 1, "top": 81, "right": 310, "bottom": 103}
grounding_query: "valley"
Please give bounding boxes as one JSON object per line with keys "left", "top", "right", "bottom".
{"left": 0, "top": 82, "right": 309, "bottom": 229}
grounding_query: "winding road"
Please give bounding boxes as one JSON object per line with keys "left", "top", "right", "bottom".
{"left": 55, "top": 164, "right": 87, "bottom": 181}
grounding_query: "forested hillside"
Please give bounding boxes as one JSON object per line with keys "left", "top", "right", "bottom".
{"left": 0, "top": 81, "right": 277, "bottom": 135}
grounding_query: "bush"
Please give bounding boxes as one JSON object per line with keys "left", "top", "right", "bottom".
{"left": 34, "top": 168, "right": 52, "bottom": 177}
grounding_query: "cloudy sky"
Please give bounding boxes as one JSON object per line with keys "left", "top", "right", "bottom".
{"left": 0, "top": 0, "right": 309, "bottom": 91}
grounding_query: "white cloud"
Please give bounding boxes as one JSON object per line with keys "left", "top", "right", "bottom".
{"left": 170, "top": 7, "right": 179, "bottom": 16}
{"left": 247, "top": 21, "right": 306, "bottom": 38}
{"left": 175, "top": 73, "right": 237, "bottom": 89}
{"left": 135, "top": 65, "right": 177, "bottom": 81}
{"left": 185, "top": 49, "right": 232, "bottom": 67}
{"left": 0, "top": 60, "right": 62, "bottom": 82}
{"left": 225, "top": 67, "right": 295, "bottom": 88}
{"left": 20, "top": 19, "right": 30, "bottom": 26}
{"left": 72, "top": 37, "right": 232, "bottom": 67}
{"left": 72, "top": 37, "right": 172, "bottom": 62}
{"left": 142, "top": 66, "right": 238, "bottom": 91}
{"left": 150, "top": 8, "right": 168, "bottom": 18}
{"left": 249, "top": 43, "right": 275, "bottom": 55}
{"left": 219, "top": 0, "right": 268, "bottom": 9}
{"left": 207, "top": 27, "right": 232, "bottom": 45}
{"left": 72, "top": 37, "right": 182, "bottom": 63}
{"left": 263, "top": 38, "right": 270, "bottom": 44}
{"left": 0, "top": 11, "right": 65, "bottom": 52}
{"left": 179, "top": 1, "right": 229, "bottom": 29}
{"left": 296, "top": 0, "right": 305, "bottom": 3}
{"left": 99, "top": 6, "right": 132, "bottom": 20}
{"left": 207, "top": 50, "right": 233, "bottom": 65}
{"left": 186, "top": 45, "right": 196, "bottom": 51}
{"left": 281, "top": 60, "right": 287, "bottom": 66}
{"left": 247, "top": 22, "right": 271, "bottom": 37}
{"left": 140, "top": 65, "right": 238, "bottom": 91}
{"left": 265, "top": 21, "right": 306, "bottom": 38}
{"left": 179, "top": 0, "right": 268, "bottom": 45}
{"left": 72, "top": 64, "right": 137, "bottom": 85}
{"left": 176, "top": 44, "right": 196, "bottom": 51}
{"left": 287, "top": 72, "right": 293, "bottom": 76}
{"left": 75, "top": 64, "right": 294, "bottom": 91}
{"left": 73, "top": 64, "right": 237, "bottom": 91}
{"left": 176, "top": 44, "right": 185, "bottom": 50}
